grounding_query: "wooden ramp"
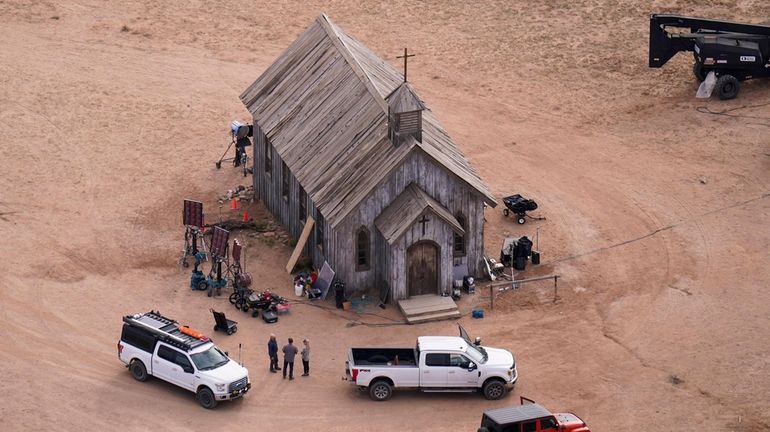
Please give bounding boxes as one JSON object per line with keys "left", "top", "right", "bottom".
{"left": 398, "top": 295, "right": 460, "bottom": 324}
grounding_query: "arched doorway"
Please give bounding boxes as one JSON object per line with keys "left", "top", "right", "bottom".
{"left": 407, "top": 241, "right": 439, "bottom": 297}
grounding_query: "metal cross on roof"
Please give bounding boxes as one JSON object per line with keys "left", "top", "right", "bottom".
{"left": 396, "top": 48, "right": 415, "bottom": 83}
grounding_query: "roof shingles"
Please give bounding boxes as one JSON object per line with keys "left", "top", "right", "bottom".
{"left": 240, "top": 14, "right": 495, "bottom": 227}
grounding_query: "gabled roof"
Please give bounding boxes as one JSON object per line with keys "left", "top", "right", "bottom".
{"left": 374, "top": 183, "right": 463, "bottom": 245}
{"left": 387, "top": 82, "right": 425, "bottom": 113}
{"left": 240, "top": 14, "right": 496, "bottom": 227}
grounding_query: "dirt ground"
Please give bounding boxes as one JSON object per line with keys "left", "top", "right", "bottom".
{"left": 1, "top": 1, "right": 768, "bottom": 431}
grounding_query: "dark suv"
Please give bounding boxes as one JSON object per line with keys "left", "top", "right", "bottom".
{"left": 478, "top": 397, "right": 591, "bottom": 432}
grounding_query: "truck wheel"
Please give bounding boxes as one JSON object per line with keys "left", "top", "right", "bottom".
{"left": 503, "top": 208, "right": 509, "bottom": 217}
{"left": 517, "top": 216, "right": 526, "bottom": 225}
{"left": 197, "top": 387, "right": 218, "bottom": 409}
{"left": 693, "top": 63, "right": 708, "bottom": 82}
{"left": 716, "top": 74, "right": 739, "bottom": 100}
{"left": 369, "top": 380, "right": 392, "bottom": 401}
{"left": 129, "top": 360, "right": 148, "bottom": 382}
{"left": 482, "top": 379, "right": 506, "bottom": 400}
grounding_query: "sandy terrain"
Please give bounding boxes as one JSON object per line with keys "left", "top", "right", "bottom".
{"left": 1, "top": 1, "right": 768, "bottom": 431}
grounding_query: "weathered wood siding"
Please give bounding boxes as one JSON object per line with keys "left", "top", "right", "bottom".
{"left": 388, "top": 219, "right": 455, "bottom": 300}
{"left": 374, "top": 229, "right": 390, "bottom": 302}
{"left": 337, "top": 150, "right": 486, "bottom": 301}
{"left": 252, "top": 122, "right": 326, "bottom": 266}
{"left": 255, "top": 123, "right": 485, "bottom": 301}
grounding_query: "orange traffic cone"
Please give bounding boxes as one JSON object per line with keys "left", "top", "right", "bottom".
{"left": 231, "top": 198, "right": 237, "bottom": 210}
{"left": 243, "top": 210, "right": 249, "bottom": 222}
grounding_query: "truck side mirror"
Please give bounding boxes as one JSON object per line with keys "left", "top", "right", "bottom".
{"left": 183, "top": 365, "right": 194, "bottom": 374}
{"left": 468, "top": 362, "right": 477, "bottom": 371}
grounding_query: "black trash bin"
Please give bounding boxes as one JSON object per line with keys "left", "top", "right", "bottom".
{"left": 334, "top": 280, "right": 345, "bottom": 309}
{"left": 517, "top": 236, "right": 533, "bottom": 258}
{"left": 531, "top": 251, "right": 541, "bottom": 265}
{"left": 513, "top": 256, "right": 527, "bottom": 271}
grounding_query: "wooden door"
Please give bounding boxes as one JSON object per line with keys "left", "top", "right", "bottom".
{"left": 407, "top": 241, "right": 439, "bottom": 297}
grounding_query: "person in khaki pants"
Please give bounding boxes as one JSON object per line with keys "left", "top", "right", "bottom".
{"left": 301, "top": 339, "right": 310, "bottom": 377}
{"left": 282, "top": 337, "right": 298, "bottom": 380}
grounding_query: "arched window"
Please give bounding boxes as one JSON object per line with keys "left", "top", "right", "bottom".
{"left": 298, "top": 187, "right": 307, "bottom": 222}
{"left": 356, "top": 226, "right": 370, "bottom": 271}
{"left": 316, "top": 213, "right": 324, "bottom": 251}
{"left": 453, "top": 213, "right": 466, "bottom": 257}
{"left": 264, "top": 142, "right": 272, "bottom": 175}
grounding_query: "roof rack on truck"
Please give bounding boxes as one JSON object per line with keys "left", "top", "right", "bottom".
{"left": 122, "top": 310, "right": 210, "bottom": 352}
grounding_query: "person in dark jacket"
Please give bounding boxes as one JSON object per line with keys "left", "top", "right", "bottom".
{"left": 282, "top": 337, "right": 299, "bottom": 380}
{"left": 268, "top": 334, "right": 280, "bottom": 373}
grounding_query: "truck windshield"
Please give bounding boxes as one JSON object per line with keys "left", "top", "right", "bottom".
{"left": 191, "top": 346, "right": 230, "bottom": 371}
{"left": 466, "top": 344, "right": 487, "bottom": 364}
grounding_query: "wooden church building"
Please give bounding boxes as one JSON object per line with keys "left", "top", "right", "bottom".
{"left": 240, "top": 14, "right": 496, "bottom": 303}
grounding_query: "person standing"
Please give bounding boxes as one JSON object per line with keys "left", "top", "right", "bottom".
{"left": 268, "top": 334, "right": 280, "bottom": 373}
{"left": 301, "top": 339, "right": 310, "bottom": 377}
{"left": 282, "top": 337, "right": 299, "bottom": 380}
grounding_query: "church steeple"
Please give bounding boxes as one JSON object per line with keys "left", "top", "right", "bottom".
{"left": 386, "top": 81, "right": 425, "bottom": 146}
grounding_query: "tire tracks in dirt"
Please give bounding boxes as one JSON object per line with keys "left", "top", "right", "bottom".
{"left": 545, "top": 191, "right": 768, "bottom": 266}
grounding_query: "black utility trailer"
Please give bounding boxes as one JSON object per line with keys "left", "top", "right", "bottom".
{"left": 501, "top": 194, "right": 539, "bottom": 225}
{"left": 649, "top": 14, "right": 770, "bottom": 99}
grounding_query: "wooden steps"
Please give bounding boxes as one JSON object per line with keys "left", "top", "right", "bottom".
{"left": 398, "top": 295, "right": 460, "bottom": 324}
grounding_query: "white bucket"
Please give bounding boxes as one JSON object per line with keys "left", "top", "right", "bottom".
{"left": 295, "top": 282, "right": 304, "bottom": 297}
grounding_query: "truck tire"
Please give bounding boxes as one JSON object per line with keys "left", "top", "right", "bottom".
{"left": 368, "top": 380, "right": 393, "bottom": 401}
{"left": 693, "top": 63, "right": 708, "bottom": 82}
{"left": 197, "top": 387, "right": 218, "bottom": 409}
{"left": 129, "top": 360, "right": 148, "bottom": 382}
{"left": 716, "top": 74, "right": 739, "bottom": 100}
{"left": 482, "top": 379, "right": 506, "bottom": 400}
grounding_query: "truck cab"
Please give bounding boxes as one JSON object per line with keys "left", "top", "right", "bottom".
{"left": 479, "top": 398, "right": 591, "bottom": 432}
{"left": 118, "top": 311, "right": 250, "bottom": 409}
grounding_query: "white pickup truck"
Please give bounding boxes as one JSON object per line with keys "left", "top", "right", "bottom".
{"left": 344, "top": 325, "right": 517, "bottom": 401}
{"left": 118, "top": 311, "right": 251, "bottom": 409}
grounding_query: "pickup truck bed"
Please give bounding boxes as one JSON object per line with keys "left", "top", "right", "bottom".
{"left": 351, "top": 348, "right": 417, "bottom": 366}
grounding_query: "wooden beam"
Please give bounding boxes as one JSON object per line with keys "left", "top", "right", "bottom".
{"left": 285, "top": 216, "right": 315, "bottom": 273}
{"left": 486, "top": 274, "right": 561, "bottom": 308}
{"left": 487, "top": 274, "right": 560, "bottom": 288}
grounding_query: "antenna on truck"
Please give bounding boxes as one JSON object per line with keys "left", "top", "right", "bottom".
{"left": 239, "top": 343, "right": 242, "bottom": 366}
